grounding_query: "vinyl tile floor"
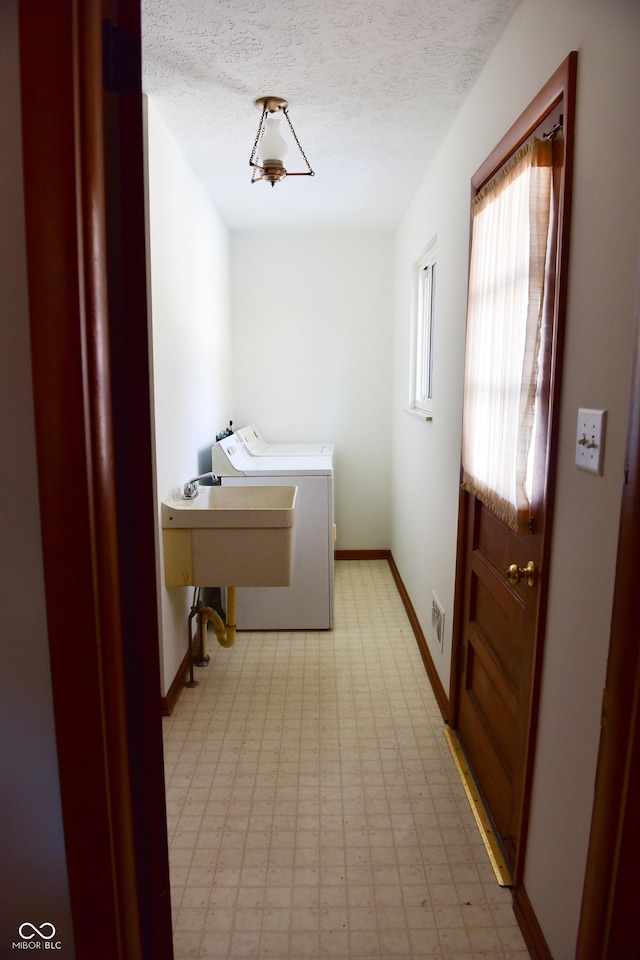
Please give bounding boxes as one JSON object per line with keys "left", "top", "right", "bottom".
{"left": 163, "top": 560, "right": 531, "bottom": 960}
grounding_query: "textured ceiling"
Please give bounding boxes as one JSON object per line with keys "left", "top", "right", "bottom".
{"left": 141, "top": 0, "right": 521, "bottom": 230}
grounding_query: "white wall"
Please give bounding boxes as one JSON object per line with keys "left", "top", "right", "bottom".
{"left": 0, "top": 1, "right": 75, "bottom": 952}
{"left": 391, "top": 0, "right": 640, "bottom": 956}
{"left": 231, "top": 232, "right": 395, "bottom": 549}
{"left": 146, "top": 99, "right": 233, "bottom": 693}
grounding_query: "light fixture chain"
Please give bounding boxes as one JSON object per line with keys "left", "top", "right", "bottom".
{"left": 283, "top": 108, "right": 315, "bottom": 176}
{"left": 250, "top": 105, "right": 268, "bottom": 181}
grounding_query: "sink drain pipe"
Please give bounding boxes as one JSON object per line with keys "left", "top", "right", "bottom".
{"left": 197, "top": 586, "right": 237, "bottom": 661}
{"left": 185, "top": 588, "right": 237, "bottom": 688}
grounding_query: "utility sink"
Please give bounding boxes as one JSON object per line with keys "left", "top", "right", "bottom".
{"left": 161, "top": 485, "right": 297, "bottom": 587}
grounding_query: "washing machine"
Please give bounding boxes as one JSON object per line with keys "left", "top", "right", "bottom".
{"left": 212, "top": 433, "right": 334, "bottom": 630}
{"left": 233, "top": 423, "right": 334, "bottom": 458}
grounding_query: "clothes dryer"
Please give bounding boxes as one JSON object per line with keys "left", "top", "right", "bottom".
{"left": 212, "top": 434, "right": 334, "bottom": 630}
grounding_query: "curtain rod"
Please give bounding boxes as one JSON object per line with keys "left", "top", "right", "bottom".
{"left": 543, "top": 115, "right": 563, "bottom": 140}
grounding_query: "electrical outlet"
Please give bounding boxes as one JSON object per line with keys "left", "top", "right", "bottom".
{"left": 575, "top": 408, "right": 607, "bottom": 475}
{"left": 431, "top": 594, "right": 445, "bottom": 651}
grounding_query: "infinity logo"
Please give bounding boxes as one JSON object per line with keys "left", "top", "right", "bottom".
{"left": 18, "top": 923, "right": 56, "bottom": 941}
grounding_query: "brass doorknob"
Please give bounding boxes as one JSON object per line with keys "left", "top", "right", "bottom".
{"left": 505, "top": 560, "right": 537, "bottom": 587}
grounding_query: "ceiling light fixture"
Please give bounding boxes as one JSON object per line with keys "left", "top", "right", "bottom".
{"left": 249, "top": 97, "right": 315, "bottom": 187}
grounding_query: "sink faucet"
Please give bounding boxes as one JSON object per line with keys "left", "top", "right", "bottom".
{"left": 182, "top": 472, "right": 218, "bottom": 499}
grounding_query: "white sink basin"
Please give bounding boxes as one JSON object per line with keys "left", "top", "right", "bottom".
{"left": 161, "top": 485, "right": 297, "bottom": 587}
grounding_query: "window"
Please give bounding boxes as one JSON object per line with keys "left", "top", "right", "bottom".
{"left": 461, "top": 138, "right": 553, "bottom": 532}
{"left": 407, "top": 241, "right": 437, "bottom": 420}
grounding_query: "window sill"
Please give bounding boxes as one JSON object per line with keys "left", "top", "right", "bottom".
{"left": 404, "top": 407, "right": 433, "bottom": 422}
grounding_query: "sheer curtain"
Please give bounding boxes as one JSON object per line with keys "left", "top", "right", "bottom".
{"left": 461, "top": 138, "right": 553, "bottom": 533}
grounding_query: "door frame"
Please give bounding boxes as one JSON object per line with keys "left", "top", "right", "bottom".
{"left": 449, "top": 52, "right": 577, "bottom": 886}
{"left": 19, "top": 2, "right": 173, "bottom": 957}
{"left": 19, "top": 16, "right": 640, "bottom": 955}
{"left": 576, "top": 257, "right": 640, "bottom": 958}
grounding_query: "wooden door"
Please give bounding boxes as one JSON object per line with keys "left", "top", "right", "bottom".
{"left": 451, "top": 54, "right": 577, "bottom": 882}
{"left": 456, "top": 500, "right": 541, "bottom": 873}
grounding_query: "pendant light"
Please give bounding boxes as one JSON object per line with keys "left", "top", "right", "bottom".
{"left": 249, "top": 97, "right": 315, "bottom": 187}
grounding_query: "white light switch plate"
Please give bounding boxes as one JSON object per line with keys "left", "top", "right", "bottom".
{"left": 575, "top": 408, "right": 607, "bottom": 474}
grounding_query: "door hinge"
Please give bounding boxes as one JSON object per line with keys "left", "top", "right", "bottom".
{"left": 103, "top": 20, "right": 141, "bottom": 95}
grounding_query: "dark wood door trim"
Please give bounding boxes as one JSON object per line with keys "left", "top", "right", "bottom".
{"left": 576, "top": 260, "right": 640, "bottom": 958}
{"left": 19, "top": 2, "right": 172, "bottom": 957}
{"left": 449, "top": 52, "right": 577, "bottom": 887}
